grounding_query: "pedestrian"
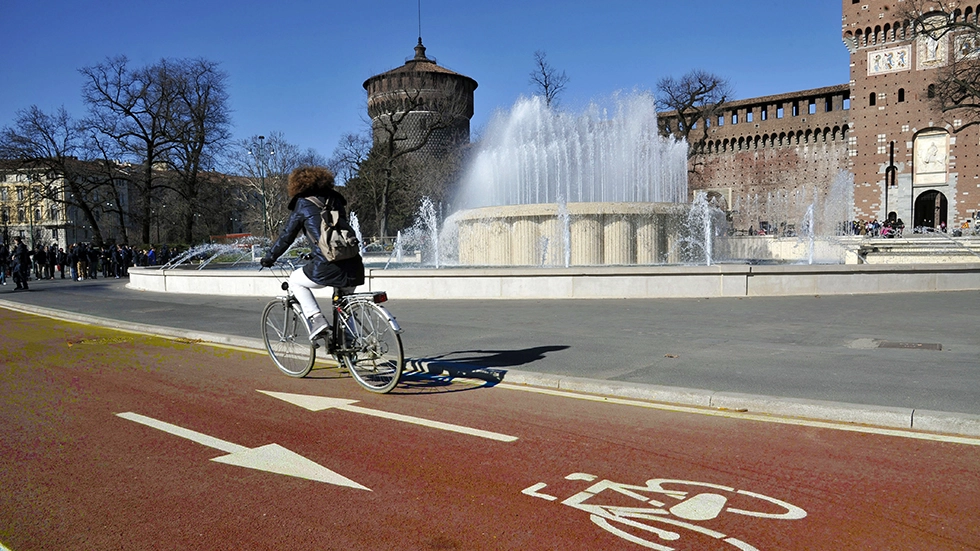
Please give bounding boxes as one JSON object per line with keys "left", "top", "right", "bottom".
{"left": 33, "top": 244, "right": 46, "bottom": 280}
{"left": 102, "top": 246, "right": 112, "bottom": 278}
{"left": 260, "top": 166, "right": 365, "bottom": 340}
{"left": 0, "top": 242, "right": 9, "bottom": 286}
{"left": 57, "top": 247, "right": 67, "bottom": 279}
{"left": 75, "top": 242, "right": 87, "bottom": 281}
{"left": 11, "top": 237, "right": 31, "bottom": 290}
{"left": 87, "top": 245, "right": 99, "bottom": 279}
{"left": 46, "top": 244, "right": 56, "bottom": 279}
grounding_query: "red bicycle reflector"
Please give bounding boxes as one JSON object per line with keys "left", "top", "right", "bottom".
{"left": 373, "top": 292, "right": 388, "bottom": 303}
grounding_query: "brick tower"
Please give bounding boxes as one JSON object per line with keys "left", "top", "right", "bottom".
{"left": 363, "top": 40, "right": 478, "bottom": 162}
{"left": 843, "top": 0, "right": 980, "bottom": 229}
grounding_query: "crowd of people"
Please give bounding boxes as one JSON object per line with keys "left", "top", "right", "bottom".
{"left": 0, "top": 240, "right": 181, "bottom": 291}
{"left": 848, "top": 215, "right": 906, "bottom": 238}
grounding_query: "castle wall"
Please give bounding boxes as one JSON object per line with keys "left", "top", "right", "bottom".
{"left": 661, "top": 86, "right": 852, "bottom": 232}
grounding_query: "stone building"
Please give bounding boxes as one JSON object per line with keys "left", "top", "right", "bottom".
{"left": 0, "top": 163, "right": 70, "bottom": 248}
{"left": 662, "top": 0, "right": 980, "bottom": 233}
{"left": 843, "top": 0, "right": 980, "bottom": 231}
{"left": 0, "top": 160, "right": 133, "bottom": 249}
{"left": 362, "top": 40, "right": 478, "bottom": 161}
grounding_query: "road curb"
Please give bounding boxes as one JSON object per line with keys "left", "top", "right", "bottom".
{"left": 4, "top": 299, "right": 980, "bottom": 439}
{"left": 497, "top": 370, "right": 980, "bottom": 438}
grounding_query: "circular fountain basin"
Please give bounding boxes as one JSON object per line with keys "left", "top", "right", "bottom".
{"left": 453, "top": 202, "right": 691, "bottom": 266}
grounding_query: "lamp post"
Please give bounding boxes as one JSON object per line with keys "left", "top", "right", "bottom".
{"left": 883, "top": 141, "right": 897, "bottom": 220}
{"left": 27, "top": 174, "right": 39, "bottom": 249}
{"left": 248, "top": 135, "right": 275, "bottom": 238}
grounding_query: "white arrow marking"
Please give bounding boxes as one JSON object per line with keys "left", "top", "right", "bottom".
{"left": 258, "top": 390, "right": 519, "bottom": 443}
{"left": 116, "top": 412, "right": 369, "bottom": 490}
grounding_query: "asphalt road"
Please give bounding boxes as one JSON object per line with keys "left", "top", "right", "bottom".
{"left": 1, "top": 277, "right": 978, "bottom": 425}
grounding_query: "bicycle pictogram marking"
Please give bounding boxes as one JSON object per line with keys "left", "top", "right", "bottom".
{"left": 523, "top": 473, "right": 807, "bottom": 551}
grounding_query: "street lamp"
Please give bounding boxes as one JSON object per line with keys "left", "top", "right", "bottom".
{"left": 248, "top": 135, "right": 275, "bottom": 238}
{"left": 26, "top": 174, "right": 40, "bottom": 249}
{"left": 883, "top": 141, "right": 897, "bottom": 221}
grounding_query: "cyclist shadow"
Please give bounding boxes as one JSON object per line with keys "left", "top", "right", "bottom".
{"left": 397, "top": 345, "right": 569, "bottom": 394}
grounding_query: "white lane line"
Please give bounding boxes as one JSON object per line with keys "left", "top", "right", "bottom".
{"left": 495, "top": 383, "right": 980, "bottom": 447}
{"left": 344, "top": 403, "right": 518, "bottom": 442}
{"left": 258, "top": 390, "right": 518, "bottom": 442}
{"left": 117, "top": 412, "right": 247, "bottom": 453}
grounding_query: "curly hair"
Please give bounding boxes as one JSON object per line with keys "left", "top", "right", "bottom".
{"left": 287, "top": 166, "right": 335, "bottom": 198}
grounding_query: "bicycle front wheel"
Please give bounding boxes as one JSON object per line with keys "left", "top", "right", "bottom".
{"left": 340, "top": 301, "right": 403, "bottom": 393}
{"left": 261, "top": 299, "right": 315, "bottom": 378}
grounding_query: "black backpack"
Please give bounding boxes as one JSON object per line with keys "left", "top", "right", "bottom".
{"left": 307, "top": 197, "right": 360, "bottom": 262}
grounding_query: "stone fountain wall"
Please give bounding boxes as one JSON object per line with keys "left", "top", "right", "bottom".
{"left": 453, "top": 202, "right": 691, "bottom": 266}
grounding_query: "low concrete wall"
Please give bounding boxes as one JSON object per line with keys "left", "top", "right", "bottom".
{"left": 128, "top": 263, "right": 980, "bottom": 299}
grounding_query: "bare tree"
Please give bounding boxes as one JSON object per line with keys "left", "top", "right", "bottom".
{"left": 899, "top": 0, "right": 980, "bottom": 131}
{"left": 80, "top": 56, "right": 179, "bottom": 244}
{"left": 164, "top": 58, "right": 232, "bottom": 243}
{"left": 328, "top": 132, "right": 371, "bottom": 187}
{"left": 656, "top": 70, "right": 733, "bottom": 158}
{"left": 0, "top": 105, "right": 121, "bottom": 246}
{"left": 79, "top": 56, "right": 230, "bottom": 245}
{"left": 227, "top": 133, "right": 328, "bottom": 238}
{"left": 529, "top": 50, "right": 569, "bottom": 108}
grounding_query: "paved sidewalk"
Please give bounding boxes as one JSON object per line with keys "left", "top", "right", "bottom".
{"left": 1, "top": 277, "right": 978, "bottom": 435}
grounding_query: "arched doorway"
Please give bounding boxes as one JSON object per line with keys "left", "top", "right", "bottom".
{"left": 913, "top": 190, "right": 948, "bottom": 230}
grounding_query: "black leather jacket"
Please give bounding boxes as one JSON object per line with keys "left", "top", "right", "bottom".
{"left": 267, "top": 190, "right": 364, "bottom": 288}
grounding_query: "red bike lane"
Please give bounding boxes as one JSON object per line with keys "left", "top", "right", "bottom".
{"left": 1, "top": 309, "right": 978, "bottom": 550}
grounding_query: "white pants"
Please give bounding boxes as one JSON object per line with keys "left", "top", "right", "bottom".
{"left": 289, "top": 268, "right": 326, "bottom": 319}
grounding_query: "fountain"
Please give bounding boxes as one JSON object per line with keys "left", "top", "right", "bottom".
{"left": 442, "top": 92, "right": 696, "bottom": 267}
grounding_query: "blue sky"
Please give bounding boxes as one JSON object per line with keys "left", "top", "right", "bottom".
{"left": 1, "top": 0, "right": 849, "bottom": 163}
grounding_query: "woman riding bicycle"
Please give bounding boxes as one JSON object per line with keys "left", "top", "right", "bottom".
{"left": 260, "top": 166, "right": 364, "bottom": 341}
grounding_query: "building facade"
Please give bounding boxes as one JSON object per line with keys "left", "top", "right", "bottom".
{"left": 0, "top": 165, "right": 68, "bottom": 249}
{"left": 843, "top": 0, "right": 980, "bottom": 230}
{"left": 0, "top": 161, "right": 134, "bottom": 249}
{"left": 664, "top": 0, "right": 980, "bottom": 233}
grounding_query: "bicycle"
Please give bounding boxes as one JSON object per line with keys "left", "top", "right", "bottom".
{"left": 260, "top": 264, "right": 404, "bottom": 393}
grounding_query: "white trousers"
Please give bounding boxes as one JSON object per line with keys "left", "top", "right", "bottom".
{"left": 289, "top": 268, "right": 326, "bottom": 319}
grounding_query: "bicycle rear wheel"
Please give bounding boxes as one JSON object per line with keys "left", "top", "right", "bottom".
{"left": 339, "top": 301, "right": 403, "bottom": 393}
{"left": 261, "top": 299, "right": 315, "bottom": 378}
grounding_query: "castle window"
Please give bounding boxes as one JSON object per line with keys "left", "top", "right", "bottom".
{"left": 746, "top": 111, "right": 753, "bottom": 122}
{"left": 898, "top": 88, "right": 905, "bottom": 102}
{"left": 869, "top": 92, "right": 877, "bottom": 106}
{"left": 843, "top": 97, "right": 851, "bottom": 110}
{"left": 717, "top": 115, "right": 724, "bottom": 126}
{"left": 777, "top": 106, "right": 784, "bottom": 118}
{"left": 792, "top": 103, "right": 800, "bottom": 117}
{"left": 809, "top": 101, "right": 817, "bottom": 114}
{"left": 761, "top": 106, "right": 768, "bottom": 121}
{"left": 825, "top": 97, "right": 833, "bottom": 112}
{"left": 732, "top": 113, "right": 738, "bottom": 125}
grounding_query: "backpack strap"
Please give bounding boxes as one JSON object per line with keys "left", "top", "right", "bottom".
{"left": 306, "top": 196, "right": 342, "bottom": 225}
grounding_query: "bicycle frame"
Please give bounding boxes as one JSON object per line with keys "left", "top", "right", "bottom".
{"left": 330, "top": 290, "right": 402, "bottom": 351}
